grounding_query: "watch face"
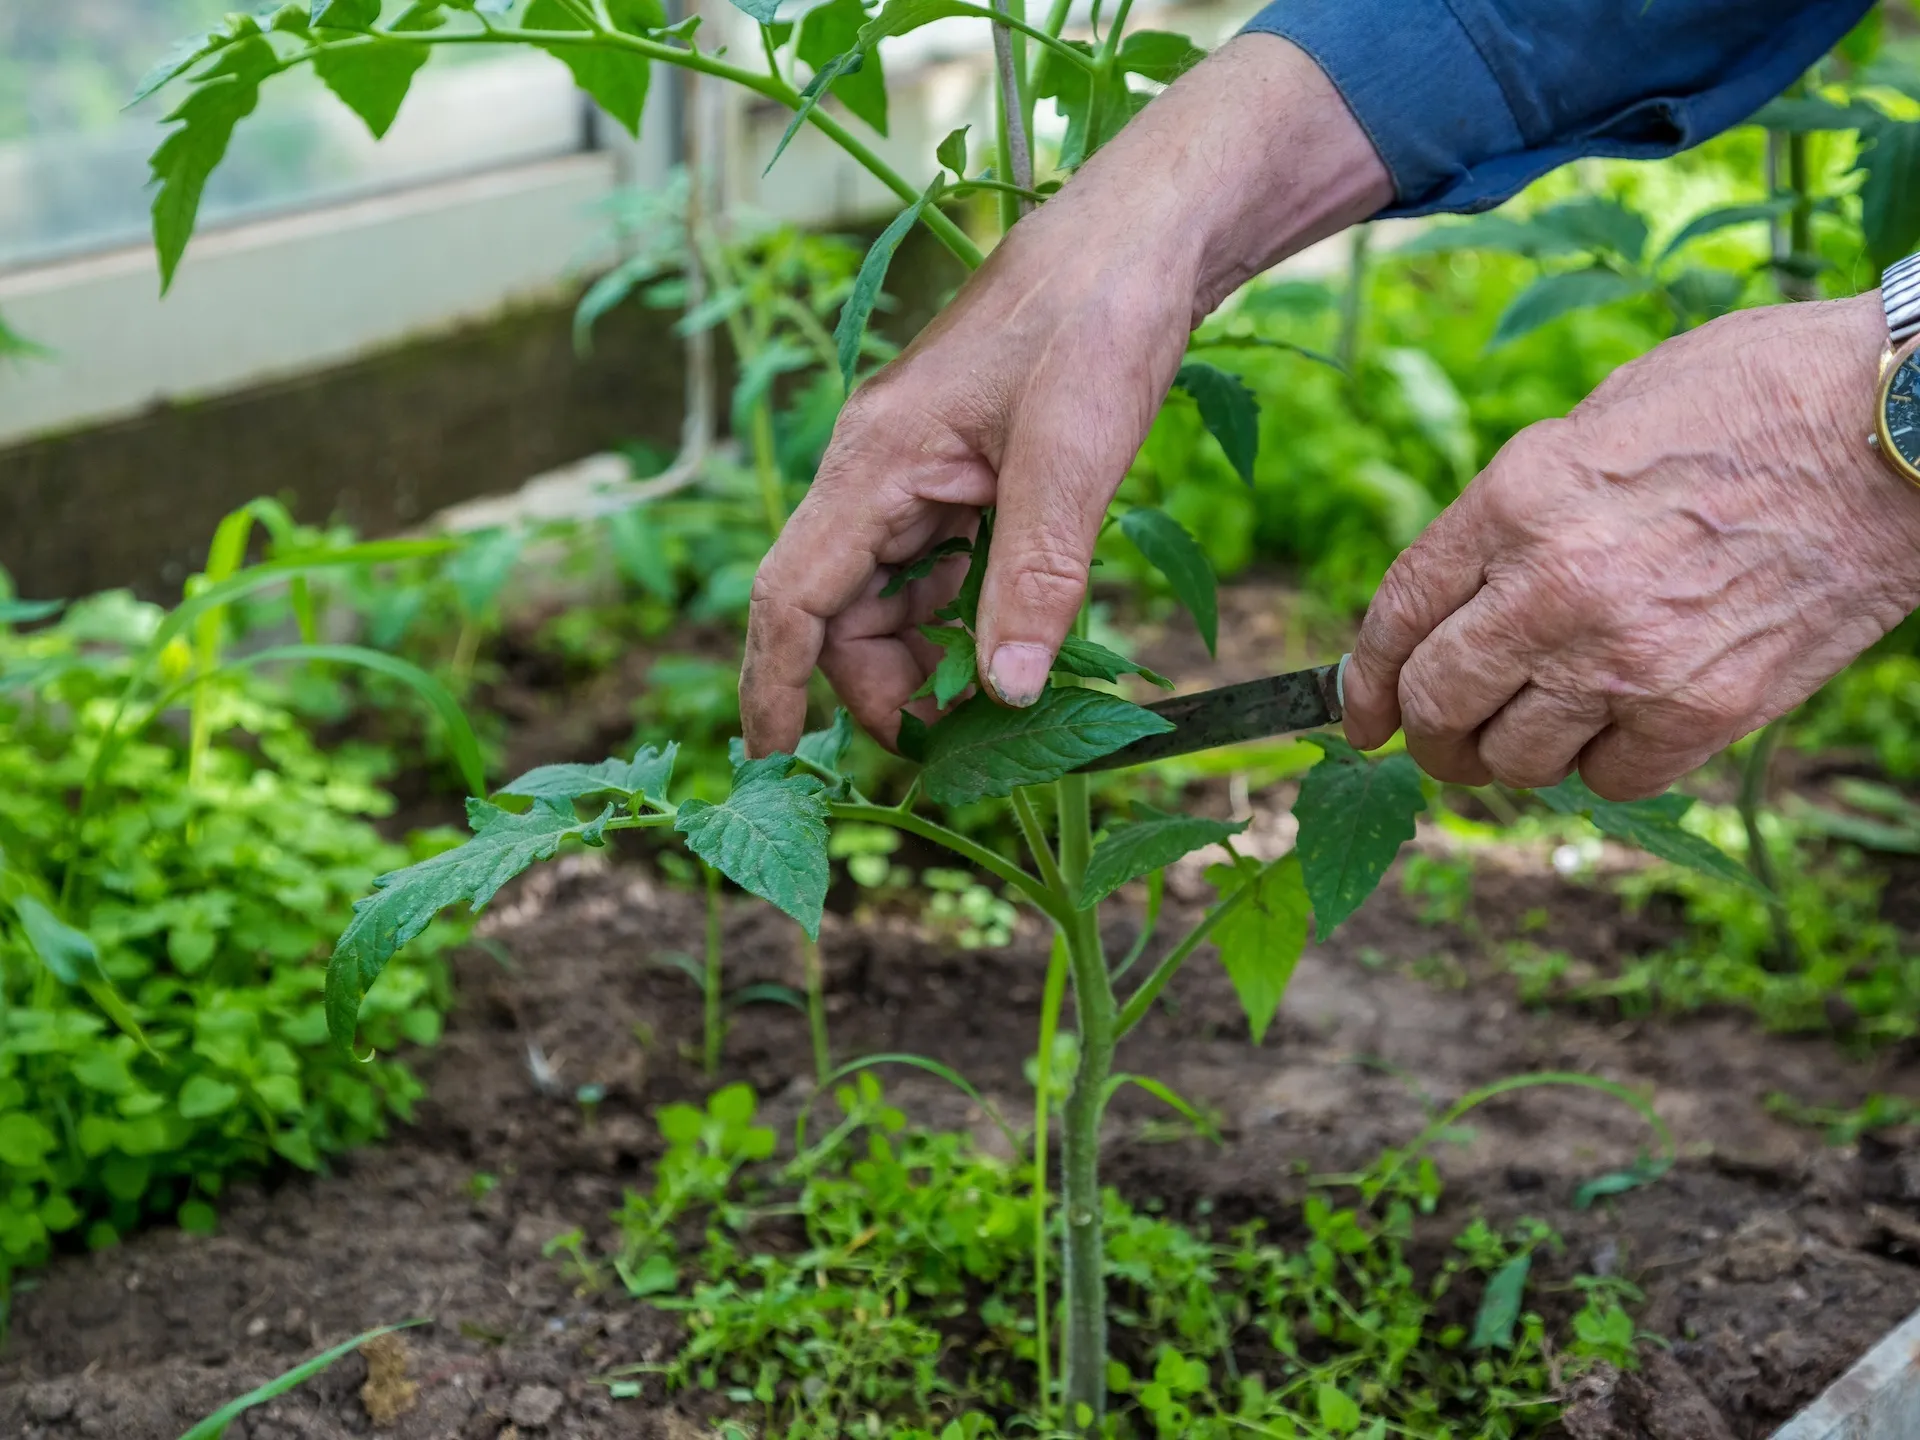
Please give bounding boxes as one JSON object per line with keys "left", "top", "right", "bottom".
{"left": 1887, "top": 352, "right": 1920, "bottom": 470}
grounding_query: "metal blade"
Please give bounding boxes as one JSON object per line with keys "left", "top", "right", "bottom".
{"left": 1074, "top": 661, "right": 1343, "bottom": 773}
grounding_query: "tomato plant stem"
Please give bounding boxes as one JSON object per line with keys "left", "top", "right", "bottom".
{"left": 801, "top": 933, "right": 831, "bottom": 1086}
{"left": 1739, "top": 718, "right": 1798, "bottom": 971}
{"left": 828, "top": 803, "right": 1064, "bottom": 922}
{"left": 702, "top": 861, "right": 724, "bottom": 1075}
{"left": 1030, "top": 932, "right": 1069, "bottom": 1424}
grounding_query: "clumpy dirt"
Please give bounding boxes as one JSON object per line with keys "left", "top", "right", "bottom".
{"left": 3, "top": 825, "right": 1919, "bottom": 1440}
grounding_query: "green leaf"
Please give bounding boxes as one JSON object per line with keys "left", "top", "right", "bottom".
{"left": 1051, "top": 634, "right": 1170, "bottom": 690}
{"left": 1118, "top": 507, "right": 1216, "bottom": 656}
{"left": 917, "top": 688, "right": 1173, "bottom": 805}
{"left": 1079, "top": 804, "right": 1247, "bottom": 908}
{"left": 1750, "top": 95, "right": 1883, "bottom": 132}
{"left": 766, "top": 49, "right": 867, "bottom": 175}
{"left": 330, "top": 799, "right": 614, "bottom": 1049}
{"left": 1862, "top": 120, "right": 1920, "bottom": 270}
{"left": 1469, "top": 1253, "right": 1530, "bottom": 1350}
{"left": 936, "top": 124, "right": 970, "bottom": 174}
{"left": 834, "top": 183, "right": 937, "bottom": 388}
{"left": 1315, "top": 1384, "right": 1362, "bottom": 1436}
{"left": 725, "top": 0, "right": 782, "bottom": 22}
{"left": 675, "top": 755, "right": 832, "bottom": 937}
{"left": 936, "top": 511, "right": 992, "bottom": 628}
{"left": 133, "top": 28, "right": 240, "bottom": 106}
{"left": 1490, "top": 269, "right": 1647, "bottom": 348}
{"left": 1394, "top": 213, "right": 1588, "bottom": 260}
{"left": 0, "top": 1113, "right": 57, "bottom": 1170}
{"left": 896, "top": 710, "right": 931, "bottom": 762}
{"left": 796, "top": 709, "right": 856, "bottom": 774}
{"left": 1036, "top": 38, "right": 1128, "bottom": 168}
{"left": 859, "top": 0, "right": 978, "bottom": 45}
{"left": 1117, "top": 30, "right": 1205, "bottom": 82}
{"left": 498, "top": 745, "right": 678, "bottom": 806}
{"left": 526, "top": 0, "right": 665, "bottom": 136}
{"left": 149, "top": 38, "right": 278, "bottom": 293}
{"left": 1172, "top": 361, "right": 1259, "bottom": 483}
{"left": 913, "top": 625, "right": 978, "bottom": 709}
{"left": 314, "top": 37, "right": 429, "bottom": 138}
{"left": 1536, "top": 775, "right": 1764, "bottom": 893}
{"left": 178, "top": 1322, "right": 429, "bottom": 1440}
{"left": 1208, "top": 855, "right": 1309, "bottom": 1044}
{"left": 798, "top": 0, "right": 888, "bottom": 135}
{"left": 1533, "top": 196, "right": 1649, "bottom": 264}
{"left": 311, "top": 0, "right": 382, "bottom": 28}
{"left": 177, "top": 1075, "right": 241, "bottom": 1120}
{"left": 1293, "top": 737, "right": 1425, "bottom": 938}
{"left": 446, "top": 526, "right": 523, "bottom": 615}
{"left": 14, "top": 897, "right": 106, "bottom": 987}
{"left": 1103, "top": 1073, "right": 1221, "bottom": 1141}
{"left": 1663, "top": 266, "right": 1746, "bottom": 320}
{"left": 732, "top": 340, "right": 812, "bottom": 433}
{"left": 880, "top": 536, "right": 970, "bottom": 598}
{"left": 1657, "top": 198, "right": 1795, "bottom": 263}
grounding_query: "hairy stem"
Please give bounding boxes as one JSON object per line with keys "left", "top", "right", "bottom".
{"left": 1054, "top": 769, "right": 1111, "bottom": 1426}
{"left": 801, "top": 933, "right": 830, "bottom": 1086}
{"left": 1739, "top": 719, "right": 1798, "bottom": 971}
{"left": 991, "top": 0, "right": 1036, "bottom": 233}
{"left": 1115, "top": 869, "right": 1255, "bottom": 1036}
{"left": 1031, "top": 932, "right": 1069, "bottom": 1422}
{"left": 702, "top": 861, "right": 724, "bottom": 1075}
{"left": 828, "top": 803, "right": 1063, "bottom": 922}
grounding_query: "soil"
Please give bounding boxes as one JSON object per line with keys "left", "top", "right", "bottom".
{"left": 7, "top": 580, "right": 1920, "bottom": 1439}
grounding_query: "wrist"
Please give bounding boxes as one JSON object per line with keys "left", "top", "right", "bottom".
{"left": 1035, "top": 33, "right": 1393, "bottom": 327}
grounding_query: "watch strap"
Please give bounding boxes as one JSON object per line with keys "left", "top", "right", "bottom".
{"left": 1886, "top": 254, "right": 1920, "bottom": 346}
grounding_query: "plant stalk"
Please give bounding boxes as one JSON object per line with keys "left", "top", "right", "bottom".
{"left": 702, "top": 861, "right": 724, "bottom": 1074}
{"left": 801, "top": 932, "right": 830, "bottom": 1086}
{"left": 1739, "top": 719, "right": 1798, "bottom": 972}
{"left": 1336, "top": 224, "right": 1372, "bottom": 379}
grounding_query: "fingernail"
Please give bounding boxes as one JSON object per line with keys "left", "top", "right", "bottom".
{"left": 987, "top": 643, "right": 1052, "bottom": 707}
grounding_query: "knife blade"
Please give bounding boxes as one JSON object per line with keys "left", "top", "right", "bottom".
{"left": 1073, "top": 659, "right": 1345, "bottom": 773}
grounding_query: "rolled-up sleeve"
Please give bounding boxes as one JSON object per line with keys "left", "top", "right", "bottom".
{"left": 1242, "top": 0, "right": 1874, "bottom": 216}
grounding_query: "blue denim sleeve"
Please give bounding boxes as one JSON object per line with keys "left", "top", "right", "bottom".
{"left": 1240, "top": 0, "right": 1874, "bottom": 216}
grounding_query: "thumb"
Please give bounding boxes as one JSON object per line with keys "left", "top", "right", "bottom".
{"left": 974, "top": 425, "right": 1133, "bottom": 707}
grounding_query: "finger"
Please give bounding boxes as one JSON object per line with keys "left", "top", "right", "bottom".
{"left": 1474, "top": 682, "right": 1610, "bottom": 790}
{"left": 1576, "top": 726, "right": 1714, "bottom": 802}
{"left": 819, "top": 568, "right": 963, "bottom": 746}
{"left": 1342, "top": 494, "right": 1496, "bottom": 750}
{"left": 741, "top": 411, "right": 991, "bottom": 756}
{"left": 1394, "top": 590, "right": 1534, "bottom": 785}
{"left": 976, "top": 381, "right": 1163, "bottom": 706}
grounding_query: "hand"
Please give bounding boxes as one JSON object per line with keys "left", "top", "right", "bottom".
{"left": 1341, "top": 293, "right": 1920, "bottom": 799}
{"left": 740, "top": 34, "right": 1392, "bottom": 755}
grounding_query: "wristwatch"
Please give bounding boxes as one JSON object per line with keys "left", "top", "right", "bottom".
{"left": 1874, "top": 254, "right": 1920, "bottom": 484}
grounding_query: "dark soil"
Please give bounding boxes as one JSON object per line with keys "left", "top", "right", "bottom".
{"left": 4, "top": 828, "right": 1920, "bottom": 1439}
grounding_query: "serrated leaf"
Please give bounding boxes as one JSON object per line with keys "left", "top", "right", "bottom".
{"left": 1208, "top": 855, "right": 1308, "bottom": 1047}
{"left": 726, "top": 0, "right": 782, "bottom": 21}
{"left": 1294, "top": 738, "right": 1425, "bottom": 938}
{"left": 797, "top": 709, "right": 855, "bottom": 773}
{"left": 132, "top": 30, "right": 232, "bottom": 106}
{"left": 1537, "top": 774, "right": 1764, "bottom": 893}
{"left": 1657, "top": 198, "right": 1794, "bottom": 263}
{"left": 314, "top": 37, "right": 429, "bottom": 138}
{"left": 1490, "top": 269, "right": 1646, "bottom": 348}
{"left": 936, "top": 511, "right": 993, "bottom": 627}
{"left": 330, "top": 799, "right": 614, "bottom": 1049}
{"left": 918, "top": 688, "right": 1172, "bottom": 805}
{"left": 913, "top": 625, "right": 978, "bottom": 709}
{"left": 1862, "top": 119, "right": 1920, "bottom": 270}
{"left": 896, "top": 709, "right": 931, "bottom": 762}
{"left": 834, "top": 183, "right": 935, "bottom": 387}
{"left": 527, "top": 0, "right": 664, "bottom": 136}
{"left": 880, "top": 536, "right": 970, "bottom": 598}
{"left": 1080, "top": 805, "right": 1246, "bottom": 908}
{"left": 675, "top": 755, "right": 831, "bottom": 937}
{"left": 1037, "top": 38, "right": 1126, "bottom": 168}
{"left": 1050, "top": 634, "right": 1170, "bottom": 690}
{"left": 936, "top": 124, "right": 969, "bottom": 174}
{"left": 1118, "top": 507, "right": 1216, "bottom": 656}
{"left": 1469, "top": 1254, "right": 1530, "bottom": 1351}
{"left": 311, "top": 0, "right": 381, "bottom": 29}
{"left": 798, "top": 0, "right": 888, "bottom": 135}
{"left": 1533, "top": 196, "right": 1648, "bottom": 264}
{"left": 1172, "top": 361, "right": 1258, "bottom": 484}
{"left": 767, "top": 49, "right": 866, "bottom": 175}
{"left": 859, "top": 0, "right": 979, "bottom": 45}
{"left": 149, "top": 38, "right": 277, "bottom": 292}
{"left": 1116, "top": 30, "right": 1204, "bottom": 82}
{"left": 498, "top": 744, "right": 678, "bottom": 805}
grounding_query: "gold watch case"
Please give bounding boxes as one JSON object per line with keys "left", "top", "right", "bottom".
{"left": 1874, "top": 335, "right": 1920, "bottom": 487}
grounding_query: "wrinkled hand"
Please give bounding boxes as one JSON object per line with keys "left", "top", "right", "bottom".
{"left": 740, "top": 35, "right": 1391, "bottom": 755}
{"left": 1342, "top": 294, "right": 1920, "bottom": 799}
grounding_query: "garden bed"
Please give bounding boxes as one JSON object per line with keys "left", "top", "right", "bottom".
{"left": 3, "top": 823, "right": 1919, "bottom": 1439}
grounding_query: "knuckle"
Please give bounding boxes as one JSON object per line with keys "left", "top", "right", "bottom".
{"left": 1396, "top": 664, "right": 1453, "bottom": 739}
{"left": 999, "top": 538, "right": 1089, "bottom": 618}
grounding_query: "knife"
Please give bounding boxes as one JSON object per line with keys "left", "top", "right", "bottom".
{"left": 1073, "top": 656, "right": 1348, "bottom": 773}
